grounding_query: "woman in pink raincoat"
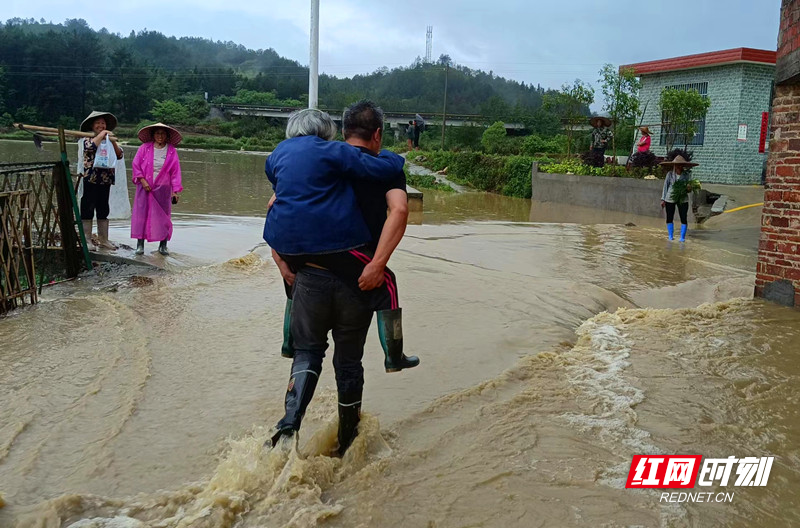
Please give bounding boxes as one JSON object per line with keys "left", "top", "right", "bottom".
{"left": 131, "top": 123, "right": 183, "bottom": 256}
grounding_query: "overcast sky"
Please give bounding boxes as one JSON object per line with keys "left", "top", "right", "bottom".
{"left": 5, "top": 0, "right": 782, "bottom": 109}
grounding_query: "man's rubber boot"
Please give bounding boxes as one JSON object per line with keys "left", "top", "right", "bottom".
{"left": 96, "top": 219, "right": 118, "bottom": 250}
{"left": 667, "top": 223, "right": 674, "bottom": 241}
{"left": 158, "top": 240, "right": 169, "bottom": 256}
{"left": 269, "top": 357, "right": 321, "bottom": 447}
{"left": 377, "top": 308, "right": 419, "bottom": 373}
{"left": 82, "top": 219, "right": 96, "bottom": 251}
{"left": 680, "top": 224, "right": 688, "bottom": 242}
{"left": 337, "top": 390, "right": 362, "bottom": 456}
{"left": 135, "top": 239, "right": 145, "bottom": 255}
{"left": 281, "top": 299, "right": 295, "bottom": 358}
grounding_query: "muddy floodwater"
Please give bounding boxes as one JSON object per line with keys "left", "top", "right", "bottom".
{"left": 1, "top": 140, "right": 799, "bottom": 527}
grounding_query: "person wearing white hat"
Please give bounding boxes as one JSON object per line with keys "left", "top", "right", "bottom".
{"left": 130, "top": 123, "right": 184, "bottom": 256}
{"left": 79, "top": 110, "right": 124, "bottom": 250}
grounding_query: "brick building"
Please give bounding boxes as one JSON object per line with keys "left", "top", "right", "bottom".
{"left": 622, "top": 49, "right": 776, "bottom": 184}
{"left": 755, "top": 0, "right": 800, "bottom": 308}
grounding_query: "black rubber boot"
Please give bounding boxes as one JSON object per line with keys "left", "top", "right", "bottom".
{"left": 377, "top": 308, "right": 419, "bottom": 373}
{"left": 268, "top": 357, "right": 321, "bottom": 448}
{"left": 158, "top": 240, "right": 169, "bottom": 256}
{"left": 337, "top": 390, "right": 362, "bottom": 456}
{"left": 135, "top": 239, "right": 145, "bottom": 255}
{"left": 281, "top": 299, "right": 294, "bottom": 359}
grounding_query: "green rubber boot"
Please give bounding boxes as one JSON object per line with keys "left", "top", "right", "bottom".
{"left": 281, "top": 299, "right": 295, "bottom": 358}
{"left": 377, "top": 308, "right": 419, "bottom": 373}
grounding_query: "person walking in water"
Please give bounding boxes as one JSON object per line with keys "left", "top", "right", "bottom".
{"left": 131, "top": 123, "right": 184, "bottom": 256}
{"left": 270, "top": 265, "right": 374, "bottom": 455}
{"left": 660, "top": 155, "right": 698, "bottom": 242}
{"left": 266, "top": 107, "right": 418, "bottom": 373}
{"left": 267, "top": 104, "right": 418, "bottom": 454}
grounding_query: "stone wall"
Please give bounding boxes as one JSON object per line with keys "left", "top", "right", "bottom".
{"left": 638, "top": 63, "right": 773, "bottom": 184}
{"left": 530, "top": 165, "right": 696, "bottom": 221}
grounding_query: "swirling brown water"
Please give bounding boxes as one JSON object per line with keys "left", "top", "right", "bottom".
{"left": 1, "top": 140, "right": 798, "bottom": 527}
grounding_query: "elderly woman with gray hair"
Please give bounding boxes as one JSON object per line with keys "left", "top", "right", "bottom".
{"left": 263, "top": 108, "right": 411, "bottom": 449}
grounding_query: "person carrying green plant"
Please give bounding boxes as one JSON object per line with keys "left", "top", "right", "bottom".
{"left": 660, "top": 155, "right": 700, "bottom": 242}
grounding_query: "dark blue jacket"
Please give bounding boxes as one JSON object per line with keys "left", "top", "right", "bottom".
{"left": 264, "top": 135, "right": 405, "bottom": 255}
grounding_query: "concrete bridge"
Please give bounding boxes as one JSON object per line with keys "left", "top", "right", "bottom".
{"left": 211, "top": 104, "right": 525, "bottom": 130}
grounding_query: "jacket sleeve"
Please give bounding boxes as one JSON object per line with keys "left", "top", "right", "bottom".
{"left": 337, "top": 144, "right": 405, "bottom": 181}
{"left": 265, "top": 154, "right": 277, "bottom": 186}
{"left": 170, "top": 148, "right": 183, "bottom": 193}
{"left": 661, "top": 173, "right": 670, "bottom": 202}
{"left": 132, "top": 145, "right": 145, "bottom": 183}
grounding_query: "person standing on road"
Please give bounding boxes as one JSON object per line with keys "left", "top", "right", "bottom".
{"left": 78, "top": 110, "right": 124, "bottom": 251}
{"left": 131, "top": 123, "right": 184, "bottom": 256}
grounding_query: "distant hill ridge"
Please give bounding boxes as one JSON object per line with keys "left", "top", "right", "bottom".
{"left": 0, "top": 17, "right": 563, "bottom": 130}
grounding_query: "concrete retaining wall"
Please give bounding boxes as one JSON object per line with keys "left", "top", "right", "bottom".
{"left": 530, "top": 162, "right": 696, "bottom": 221}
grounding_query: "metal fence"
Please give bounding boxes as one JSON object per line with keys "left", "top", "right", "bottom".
{"left": 0, "top": 162, "right": 85, "bottom": 312}
{"left": 0, "top": 190, "right": 37, "bottom": 314}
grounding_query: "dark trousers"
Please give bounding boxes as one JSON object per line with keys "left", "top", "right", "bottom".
{"left": 281, "top": 247, "right": 399, "bottom": 311}
{"left": 80, "top": 180, "right": 111, "bottom": 220}
{"left": 291, "top": 267, "right": 373, "bottom": 394}
{"left": 592, "top": 147, "right": 607, "bottom": 166}
{"left": 665, "top": 202, "right": 689, "bottom": 224}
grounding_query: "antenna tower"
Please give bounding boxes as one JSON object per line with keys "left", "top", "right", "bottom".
{"left": 425, "top": 26, "right": 433, "bottom": 63}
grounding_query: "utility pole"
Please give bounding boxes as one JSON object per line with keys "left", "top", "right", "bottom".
{"left": 441, "top": 63, "right": 449, "bottom": 149}
{"left": 309, "top": 0, "right": 320, "bottom": 109}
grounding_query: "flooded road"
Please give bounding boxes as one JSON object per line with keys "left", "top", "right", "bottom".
{"left": 1, "top": 140, "right": 798, "bottom": 527}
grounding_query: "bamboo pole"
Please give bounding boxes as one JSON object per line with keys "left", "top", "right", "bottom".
{"left": 57, "top": 127, "right": 93, "bottom": 272}
{"left": 13, "top": 123, "right": 116, "bottom": 139}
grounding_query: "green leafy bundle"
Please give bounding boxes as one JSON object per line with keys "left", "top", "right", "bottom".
{"left": 670, "top": 179, "right": 701, "bottom": 203}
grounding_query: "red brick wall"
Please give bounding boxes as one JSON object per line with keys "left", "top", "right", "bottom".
{"left": 756, "top": 0, "right": 800, "bottom": 307}
{"left": 777, "top": 0, "right": 800, "bottom": 84}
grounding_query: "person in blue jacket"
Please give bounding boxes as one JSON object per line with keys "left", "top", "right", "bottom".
{"left": 265, "top": 108, "right": 418, "bottom": 450}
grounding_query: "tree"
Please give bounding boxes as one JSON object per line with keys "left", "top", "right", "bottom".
{"left": 480, "top": 95, "right": 511, "bottom": 123}
{"left": 108, "top": 46, "right": 150, "bottom": 121}
{"left": 543, "top": 79, "right": 594, "bottom": 156}
{"left": 659, "top": 88, "right": 711, "bottom": 151}
{"left": 0, "top": 66, "right": 5, "bottom": 115}
{"left": 599, "top": 64, "right": 640, "bottom": 166}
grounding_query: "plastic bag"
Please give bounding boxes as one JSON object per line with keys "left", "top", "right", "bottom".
{"left": 92, "top": 136, "right": 118, "bottom": 169}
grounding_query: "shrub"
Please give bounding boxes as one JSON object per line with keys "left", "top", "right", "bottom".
{"left": 405, "top": 171, "right": 455, "bottom": 192}
{"left": 481, "top": 121, "right": 507, "bottom": 154}
{"left": 629, "top": 150, "right": 657, "bottom": 168}
{"left": 0, "top": 112, "right": 14, "bottom": 127}
{"left": 501, "top": 156, "right": 534, "bottom": 198}
{"left": 13, "top": 105, "right": 39, "bottom": 124}
{"left": 581, "top": 149, "right": 605, "bottom": 167}
{"left": 150, "top": 99, "right": 191, "bottom": 124}
{"left": 665, "top": 148, "right": 693, "bottom": 162}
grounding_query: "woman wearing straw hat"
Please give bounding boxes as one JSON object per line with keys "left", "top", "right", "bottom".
{"left": 589, "top": 116, "right": 613, "bottom": 162}
{"left": 660, "top": 155, "right": 698, "bottom": 242}
{"left": 79, "top": 110, "right": 124, "bottom": 250}
{"left": 131, "top": 123, "right": 184, "bottom": 256}
{"left": 637, "top": 126, "right": 652, "bottom": 153}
